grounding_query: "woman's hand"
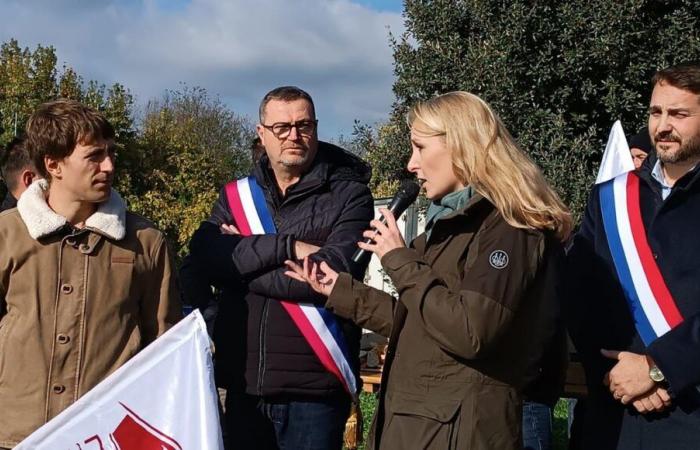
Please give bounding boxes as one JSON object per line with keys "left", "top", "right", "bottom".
{"left": 284, "top": 257, "right": 339, "bottom": 297}
{"left": 357, "top": 208, "right": 406, "bottom": 260}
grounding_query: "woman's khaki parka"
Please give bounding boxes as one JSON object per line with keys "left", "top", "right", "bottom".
{"left": 326, "top": 195, "right": 563, "bottom": 450}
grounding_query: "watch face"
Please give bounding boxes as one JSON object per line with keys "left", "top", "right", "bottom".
{"left": 650, "top": 366, "right": 665, "bottom": 382}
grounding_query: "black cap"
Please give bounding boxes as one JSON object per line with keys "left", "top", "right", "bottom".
{"left": 628, "top": 128, "right": 653, "bottom": 154}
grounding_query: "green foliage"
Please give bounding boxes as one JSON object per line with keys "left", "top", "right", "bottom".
{"left": 352, "top": 121, "right": 406, "bottom": 198}
{"left": 368, "top": 0, "right": 700, "bottom": 219}
{"left": 553, "top": 398, "right": 570, "bottom": 449}
{"left": 122, "top": 86, "right": 255, "bottom": 258}
{"left": 0, "top": 39, "right": 254, "bottom": 258}
{"left": 344, "top": 391, "right": 378, "bottom": 450}
{"left": 0, "top": 39, "right": 57, "bottom": 143}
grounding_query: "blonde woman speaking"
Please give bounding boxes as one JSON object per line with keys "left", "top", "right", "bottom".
{"left": 286, "top": 91, "right": 571, "bottom": 450}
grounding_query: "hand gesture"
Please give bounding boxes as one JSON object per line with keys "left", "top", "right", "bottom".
{"left": 284, "top": 257, "right": 339, "bottom": 297}
{"left": 357, "top": 208, "right": 406, "bottom": 260}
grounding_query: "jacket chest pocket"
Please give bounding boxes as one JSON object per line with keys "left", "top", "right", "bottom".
{"left": 101, "top": 249, "right": 137, "bottom": 313}
{"left": 425, "top": 235, "right": 473, "bottom": 289}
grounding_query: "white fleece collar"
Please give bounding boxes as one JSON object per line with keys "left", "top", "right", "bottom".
{"left": 17, "top": 179, "right": 127, "bottom": 241}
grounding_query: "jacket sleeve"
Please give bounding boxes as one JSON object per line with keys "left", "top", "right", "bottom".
{"left": 139, "top": 234, "right": 183, "bottom": 345}
{"left": 324, "top": 272, "right": 396, "bottom": 337}
{"left": 564, "top": 187, "right": 622, "bottom": 395}
{"left": 179, "top": 254, "right": 216, "bottom": 311}
{"left": 246, "top": 185, "right": 374, "bottom": 302}
{"left": 381, "top": 216, "right": 544, "bottom": 359}
{"left": 192, "top": 187, "right": 294, "bottom": 281}
{"left": 647, "top": 314, "right": 700, "bottom": 396}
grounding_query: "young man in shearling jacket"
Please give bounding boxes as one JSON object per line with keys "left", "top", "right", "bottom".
{"left": 0, "top": 100, "right": 181, "bottom": 449}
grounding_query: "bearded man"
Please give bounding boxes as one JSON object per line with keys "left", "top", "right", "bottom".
{"left": 566, "top": 61, "right": 700, "bottom": 449}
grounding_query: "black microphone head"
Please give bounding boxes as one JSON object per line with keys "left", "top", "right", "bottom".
{"left": 396, "top": 179, "right": 420, "bottom": 201}
{"left": 352, "top": 179, "right": 419, "bottom": 265}
{"left": 386, "top": 179, "right": 420, "bottom": 215}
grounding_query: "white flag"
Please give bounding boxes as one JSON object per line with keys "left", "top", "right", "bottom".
{"left": 17, "top": 310, "right": 224, "bottom": 450}
{"left": 596, "top": 120, "right": 635, "bottom": 184}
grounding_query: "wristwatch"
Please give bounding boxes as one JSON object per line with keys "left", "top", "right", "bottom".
{"left": 649, "top": 365, "right": 665, "bottom": 383}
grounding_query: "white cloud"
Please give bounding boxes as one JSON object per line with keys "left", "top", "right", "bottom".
{"left": 0, "top": 0, "right": 404, "bottom": 139}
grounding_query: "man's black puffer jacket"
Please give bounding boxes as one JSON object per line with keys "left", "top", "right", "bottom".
{"left": 188, "top": 142, "right": 373, "bottom": 399}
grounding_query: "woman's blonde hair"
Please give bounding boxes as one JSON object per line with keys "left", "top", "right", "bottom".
{"left": 408, "top": 91, "right": 572, "bottom": 241}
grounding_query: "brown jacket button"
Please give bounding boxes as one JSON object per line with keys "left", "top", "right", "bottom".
{"left": 79, "top": 243, "right": 91, "bottom": 253}
{"left": 57, "top": 334, "right": 70, "bottom": 344}
{"left": 52, "top": 384, "right": 65, "bottom": 394}
{"left": 60, "top": 284, "right": 73, "bottom": 294}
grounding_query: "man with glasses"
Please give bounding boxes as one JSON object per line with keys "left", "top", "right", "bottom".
{"left": 185, "top": 86, "right": 373, "bottom": 449}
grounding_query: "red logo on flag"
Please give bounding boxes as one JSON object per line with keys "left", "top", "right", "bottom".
{"left": 108, "top": 403, "right": 182, "bottom": 450}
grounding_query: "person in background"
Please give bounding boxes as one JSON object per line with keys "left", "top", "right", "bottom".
{"left": 286, "top": 91, "right": 572, "bottom": 450}
{"left": 0, "top": 135, "right": 37, "bottom": 212}
{"left": 628, "top": 128, "right": 653, "bottom": 170}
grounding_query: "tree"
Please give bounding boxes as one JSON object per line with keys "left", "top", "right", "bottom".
{"left": 0, "top": 39, "right": 57, "bottom": 144}
{"left": 372, "top": 0, "right": 700, "bottom": 219}
{"left": 0, "top": 39, "right": 136, "bottom": 145}
{"left": 0, "top": 39, "right": 253, "bottom": 257}
{"left": 123, "top": 86, "right": 255, "bottom": 257}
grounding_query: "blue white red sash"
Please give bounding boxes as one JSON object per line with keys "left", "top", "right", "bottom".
{"left": 224, "top": 177, "right": 357, "bottom": 395}
{"left": 599, "top": 171, "right": 684, "bottom": 345}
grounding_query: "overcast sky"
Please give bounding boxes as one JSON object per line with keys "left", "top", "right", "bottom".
{"left": 0, "top": 0, "right": 405, "bottom": 140}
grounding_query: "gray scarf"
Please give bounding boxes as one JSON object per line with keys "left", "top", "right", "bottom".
{"left": 425, "top": 186, "right": 475, "bottom": 239}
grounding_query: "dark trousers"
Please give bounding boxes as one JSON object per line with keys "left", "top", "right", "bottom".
{"left": 224, "top": 392, "right": 350, "bottom": 450}
{"left": 580, "top": 392, "right": 700, "bottom": 450}
{"left": 523, "top": 401, "right": 553, "bottom": 450}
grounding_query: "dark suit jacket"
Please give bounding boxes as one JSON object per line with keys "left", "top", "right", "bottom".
{"left": 566, "top": 154, "right": 700, "bottom": 449}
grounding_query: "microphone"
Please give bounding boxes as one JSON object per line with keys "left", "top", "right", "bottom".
{"left": 352, "top": 179, "right": 420, "bottom": 264}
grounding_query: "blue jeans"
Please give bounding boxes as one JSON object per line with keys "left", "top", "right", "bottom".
{"left": 224, "top": 392, "right": 350, "bottom": 450}
{"left": 522, "top": 401, "right": 553, "bottom": 450}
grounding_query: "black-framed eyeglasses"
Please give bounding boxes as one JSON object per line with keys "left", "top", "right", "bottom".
{"left": 261, "top": 119, "right": 318, "bottom": 139}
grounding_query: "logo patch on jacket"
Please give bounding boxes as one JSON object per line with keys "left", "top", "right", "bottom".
{"left": 489, "top": 250, "right": 509, "bottom": 269}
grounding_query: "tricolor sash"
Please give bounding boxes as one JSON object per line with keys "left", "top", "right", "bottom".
{"left": 224, "top": 176, "right": 357, "bottom": 396}
{"left": 599, "top": 171, "right": 684, "bottom": 345}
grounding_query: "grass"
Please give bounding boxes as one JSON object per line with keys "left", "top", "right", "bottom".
{"left": 348, "top": 393, "right": 571, "bottom": 450}
{"left": 553, "top": 399, "right": 570, "bottom": 449}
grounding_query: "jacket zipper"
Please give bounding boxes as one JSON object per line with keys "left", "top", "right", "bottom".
{"left": 257, "top": 298, "right": 270, "bottom": 395}
{"left": 256, "top": 172, "right": 324, "bottom": 394}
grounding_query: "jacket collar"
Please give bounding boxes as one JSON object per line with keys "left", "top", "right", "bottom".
{"left": 637, "top": 152, "right": 700, "bottom": 196}
{"left": 253, "top": 141, "right": 371, "bottom": 199}
{"left": 17, "top": 179, "right": 127, "bottom": 241}
{"left": 439, "top": 191, "right": 490, "bottom": 221}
